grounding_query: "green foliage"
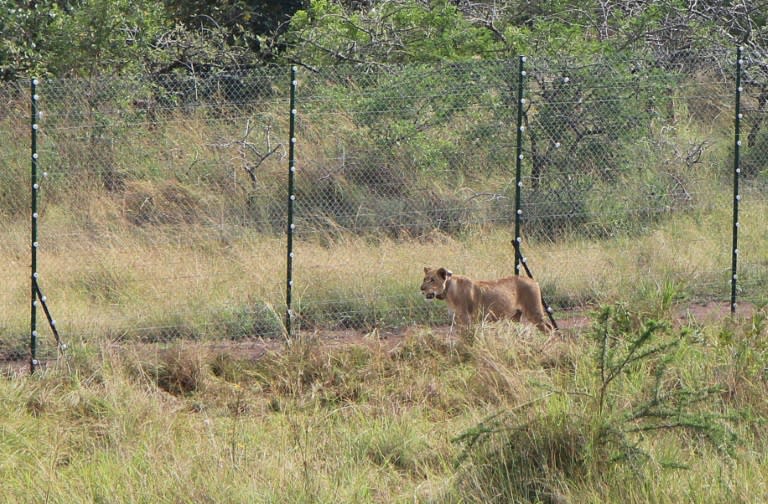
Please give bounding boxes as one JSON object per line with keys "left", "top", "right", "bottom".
{"left": 454, "top": 305, "right": 738, "bottom": 502}
{"left": 163, "top": 0, "right": 306, "bottom": 57}
{"left": 589, "top": 304, "right": 736, "bottom": 461}
{"left": 282, "top": 0, "right": 513, "bottom": 65}
{"left": 0, "top": 0, "right": 170, "bottom": 79}
{"left": 742, "top": 127, "right": 768, "bottom": 179}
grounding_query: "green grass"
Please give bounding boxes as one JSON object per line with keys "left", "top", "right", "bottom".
{"left": 1, "top": 305, "right": 767, "bottom": 503}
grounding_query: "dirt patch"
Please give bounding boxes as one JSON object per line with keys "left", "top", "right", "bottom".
{"left": 2, "top": 302, "right": 756, "bottom": 375}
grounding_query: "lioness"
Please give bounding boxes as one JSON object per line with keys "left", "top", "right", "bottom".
{"left": 421, "top": 266, "right": 553, "bottom": 333}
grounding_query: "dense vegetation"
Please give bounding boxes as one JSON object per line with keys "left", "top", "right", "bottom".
{"left": 2, "top": 306, "right": 767, "bottom": 502}
{"left": 2, "top": 1, "right": 767, "bottom": 78}
{"left": 2, "top": 3, "right": 768, "bottom": 502}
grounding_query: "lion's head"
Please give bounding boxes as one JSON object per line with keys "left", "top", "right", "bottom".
{"left": 421, "top": 267, "right": 452, "bottom": 300}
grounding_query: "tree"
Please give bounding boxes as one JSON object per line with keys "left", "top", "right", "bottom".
{"left": 163, "top": 0, "right": 307, "bottom": 60}
{"left": 278, "top": 0, "right": 522, "bottom": 67}
{"left": 0, "top": 0, "right": 169, "bottom": 79}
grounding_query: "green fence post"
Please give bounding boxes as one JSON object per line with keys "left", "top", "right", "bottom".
{"left": 30, "top": 78, "right": 40, "bottom": 373}
{"left": 513, "top": 56, "right": 526, "bottom": 275}
{"left": 731, "top": 46, "right": 743, "bottom": 314}
{"left": 286, "top": 67, "right": 298, "bottom": 337}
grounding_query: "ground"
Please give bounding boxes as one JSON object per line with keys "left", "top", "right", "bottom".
{"left": 2, "top": 301, "right": 755, "bottom": 376}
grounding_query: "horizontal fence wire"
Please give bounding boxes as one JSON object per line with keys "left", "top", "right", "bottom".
{"left": 1, "top": 51, "right": 766, "bottom": 358}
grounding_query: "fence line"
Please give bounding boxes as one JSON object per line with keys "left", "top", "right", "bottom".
{"left": 1, "top": 51, "right": 764, "bottom": 368}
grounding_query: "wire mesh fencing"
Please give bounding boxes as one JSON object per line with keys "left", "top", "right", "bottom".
{"left": 1, "top": 50, "right": 765, "bottom": 362}
{"left": 20, "top": 70, "right": 293, "bottom": 360}
{"left": 291, "top": 60, "right": 523, "bottom": 332}
{"left": 520, "top": 51, "right": 741, "bottom": 310}
{"left": 737, "top": 47, "right": 768, "bottom": 311}
{"left": 0, "top": 80, "right": 31, "bottom": 361}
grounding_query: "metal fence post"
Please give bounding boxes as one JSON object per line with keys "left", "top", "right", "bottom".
{"left": 731, "top": 46, "right": 743, "bottom": 314}
{"left": 513, "top": 56, "right": 526, "bottom": 275}
{"left": 30, "top": 78, "right": 40, "bottom": 373}
{"left": 286, "top": 66, "right": 298, "bottom": 337}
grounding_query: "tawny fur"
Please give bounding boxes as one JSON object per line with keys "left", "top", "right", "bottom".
{"left": 421, "top": 266, "right": 553, "bottom": 333}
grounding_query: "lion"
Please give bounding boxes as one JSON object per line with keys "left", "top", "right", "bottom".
{"left": 420, "top": 266, "right": 554, "bottom": 333}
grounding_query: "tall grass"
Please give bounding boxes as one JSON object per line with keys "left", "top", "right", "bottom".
{"left": 1, "top": 306, "right": 766, "bottom": 503}
{"left": 3, "top": 193, "right": 767, "bottom": 355}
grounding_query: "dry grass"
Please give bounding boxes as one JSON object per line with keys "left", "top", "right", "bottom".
{"left": 3, "top": 196, "right": 767, "bottom": 353}
{"left": 1, "top": 310, "right": 766, "bottom": 503}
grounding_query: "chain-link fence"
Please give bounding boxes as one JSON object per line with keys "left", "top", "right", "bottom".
{"left": 738, "top": 48, "right": 768, "bottom": 314}
{"left": 1, "top": 50, "right": 766, "bottom": 364}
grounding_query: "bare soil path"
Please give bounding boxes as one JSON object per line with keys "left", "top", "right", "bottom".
{"left": 2, "top": 301, "right": 757, "bottom": 375}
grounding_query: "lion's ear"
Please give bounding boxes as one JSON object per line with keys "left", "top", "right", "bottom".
{"left": 424, "top": 267, "right": 430, "bottom": 274}
{"left": 438, "top": 267, "right": 452, "bottom": 280}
